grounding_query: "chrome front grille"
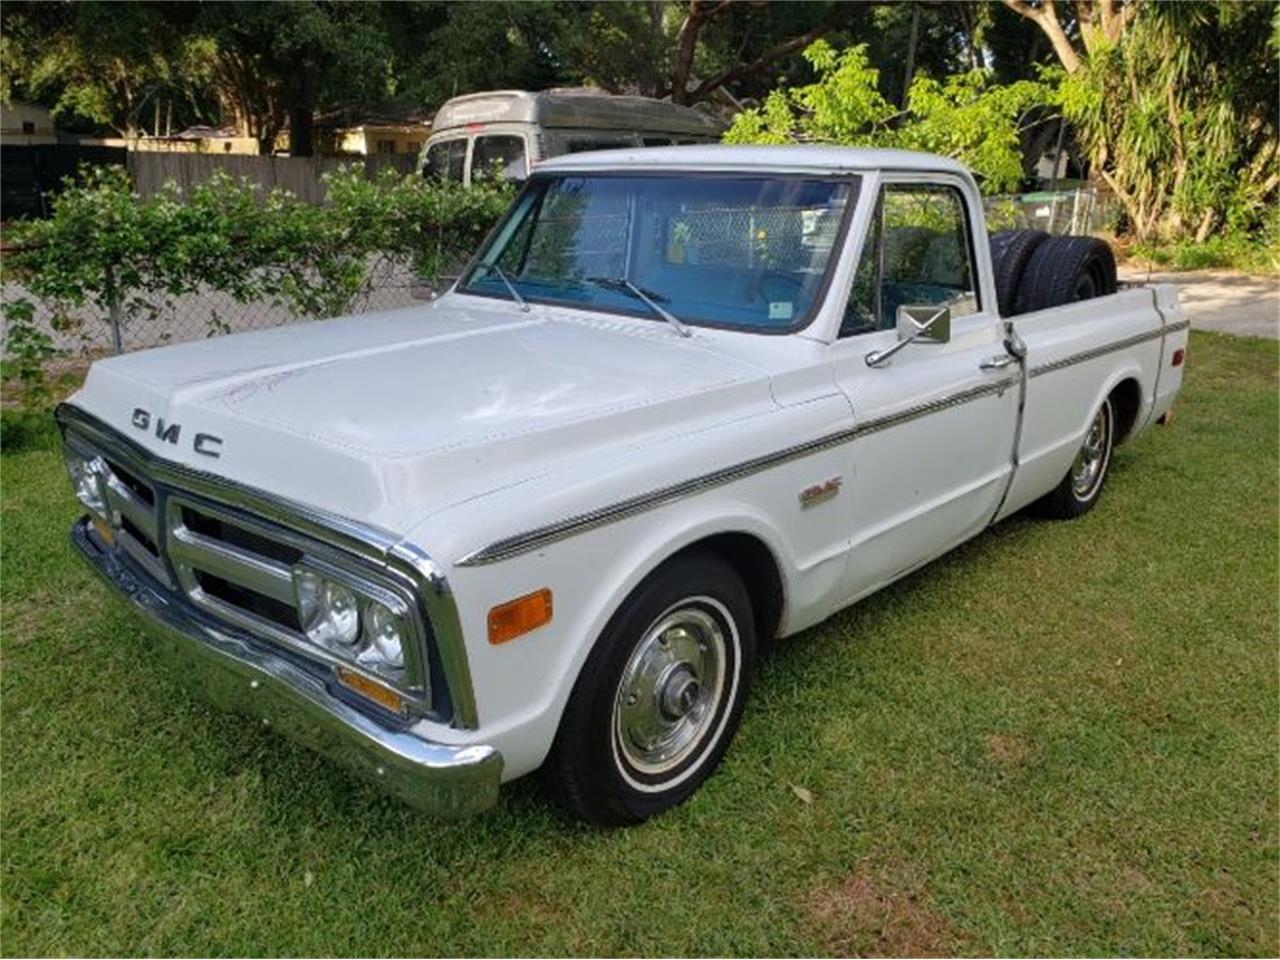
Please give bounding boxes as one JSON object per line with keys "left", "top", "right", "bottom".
{"left": 167, "top": 498, "right": 305, "bottom": 638}
{"left": 97, "top": 455, "right": 170, "bottom": 587}
{"left": 58, "top": 411, "right": 450, "bottom": 721}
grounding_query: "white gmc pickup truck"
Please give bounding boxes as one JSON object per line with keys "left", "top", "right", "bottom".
{"left": 58, "top": 147, "right": 1188, "bottom": 823}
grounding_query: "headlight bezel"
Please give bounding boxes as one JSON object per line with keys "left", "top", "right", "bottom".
{"left": 290, "top": 556, "right": 424, "bottom": 699}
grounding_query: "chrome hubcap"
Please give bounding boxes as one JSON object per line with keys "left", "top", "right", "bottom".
{"left": 1072, "top": 403, "right": 1110, "bottom": 498}
{"left": 614, "top": 605, "right": 727, "bottom": 776}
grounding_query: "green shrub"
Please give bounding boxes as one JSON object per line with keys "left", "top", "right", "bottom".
{"left": 0, "top": 165, "right": 513, "bottom": 411}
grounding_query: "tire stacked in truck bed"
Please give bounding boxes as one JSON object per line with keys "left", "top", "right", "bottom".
{"left": 989, "top": 229, "right": 1118, "bottom": 318}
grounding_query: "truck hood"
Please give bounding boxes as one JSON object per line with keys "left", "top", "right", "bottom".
{"left": 69, "top": 296, "right": 776, "bottom": 533}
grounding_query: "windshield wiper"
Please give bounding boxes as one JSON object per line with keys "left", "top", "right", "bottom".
{"left": 584, "top": 276, "right": 692, "bottom": 338}
{"left": 479, "top": 262, "right": 530, "bottom": 313}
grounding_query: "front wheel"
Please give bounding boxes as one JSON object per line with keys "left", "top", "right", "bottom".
{"left": 1034, "top": 396, "right": 1115, "bottom": 519}
{"left": 544, "top": 553, "right": 755, "bottom": 825}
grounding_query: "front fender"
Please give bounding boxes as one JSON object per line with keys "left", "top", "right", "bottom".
{"left": 439, "top": 499, "right": 819, "bottom": 781}
{"left": 401, "top": 391, "right": 855, "bottom": 781}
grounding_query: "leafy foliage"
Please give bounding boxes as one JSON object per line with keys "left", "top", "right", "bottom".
{"left": 185, "top": 1, "right": 401, "bottom": 155}
{"left": 1, "top": 0, "right": 870, "bottom": 144}
{"left": 724, "top": 41, "right": 1054, "bottom": 194}
{"left": 998, "top": 0, "right": 1280, "bottom": 245}
{"left": 0, "top": 299, "right": 55, "bottom": 403}
{"left": 1055, "top": 1, "right": 1279, "bottom": 243}
{"left": 1, "top": 165, "right": 512, "bottom": 406}
{"left": 0, "top": 2, "right": 198, "bottom": 137}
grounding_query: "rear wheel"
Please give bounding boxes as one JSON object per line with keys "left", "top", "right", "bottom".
{"left": 545, "top": 552, "right": 755, "bottom": 825}
{"left": 1034, "top": 396, "right": 1115, "bottom": 519}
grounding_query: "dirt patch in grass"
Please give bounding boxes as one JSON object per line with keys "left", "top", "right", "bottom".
{"left": 1201, "top": 875, "right": 1258, "bottom": 926}
{"left": 985, "top": 733, "right": 1030, "bottom": 768}
{"left": 803, "top": 863, "right": 966, "bottom": 957}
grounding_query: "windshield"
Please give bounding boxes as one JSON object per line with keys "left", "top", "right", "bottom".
{"left": 458, "top": 173, "right": 857, "bottom": 332}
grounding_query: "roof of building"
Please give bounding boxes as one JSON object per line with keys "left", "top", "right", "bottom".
{"left": 314, "top": 106, "right": 432, "bottom": 130}
{"left": 166, "top": 125, "right": 240, "bottom": 140}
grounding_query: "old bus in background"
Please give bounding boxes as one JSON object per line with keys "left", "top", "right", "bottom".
{"left": 419, "top": 88, "right": 726, "bottom": 184}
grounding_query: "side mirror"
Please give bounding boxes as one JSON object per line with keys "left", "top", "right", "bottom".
{"left": 896, "top": 304, "right": 951, "bottom": 345}
{"left": 865, "top": 305, "right": 951, "bottom": 367}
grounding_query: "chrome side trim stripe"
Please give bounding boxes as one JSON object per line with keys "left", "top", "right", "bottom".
{"left": 458, "top": 376, "right": 1016, "bottom": 566}
{"left": 853, "top": 379, "right": 1015, "bottom": 437}
{"left": 461, "top": 319, "right": 1193, "bottom": 567}
{"left": 1029, "top": 319, "right": 1190, "bottom": 379}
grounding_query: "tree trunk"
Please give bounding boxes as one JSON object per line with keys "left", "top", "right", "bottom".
{"left": 286, "top": 69, "right": 317, "bottom": 158}
{"left": 289, "top": 102, "right": 314, "bottom": 157}
{"left": 1001, "top": 0, "right": 1082, "bottom": 73}
{"left": 670, "top": 1, "right": 707, "bottom": 106}
{"left": 670, "top": 1, "right": 733, "bottom": 104}
{"left": 689, "top": 3, "right": 855, "bottom": 105}
{"left": 902, "top": 4, "right": 919, "bottom": 109}
{"left": 1193, "top": 208, "right": 1217, "bottom": 245}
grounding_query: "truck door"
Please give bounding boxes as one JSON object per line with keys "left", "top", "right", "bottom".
{"left": 829, "top": 177, "right": 1019, "bottom": 601}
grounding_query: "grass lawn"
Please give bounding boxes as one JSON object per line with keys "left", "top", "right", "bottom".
{"left": 2, "top": 330, "right": 1276, "bottom": 956}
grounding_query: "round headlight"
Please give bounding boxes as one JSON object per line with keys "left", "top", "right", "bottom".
{"left": 296, "top": 572, "right": 360, "bottom": 647}
{"left": 65, "top": 452, "right": 107, "bottom": 516}
{"left": 364, "top": 602, "right": 404, "bottom": 669}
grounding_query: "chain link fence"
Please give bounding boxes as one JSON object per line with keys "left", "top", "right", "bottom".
{"left": 1, "top": 254, "right": 430, "bottom": 363}
{"left": 983, "top": 186, "right": 1115, "bottom": 236}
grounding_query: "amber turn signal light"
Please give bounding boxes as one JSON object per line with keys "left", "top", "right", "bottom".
{"left": 488, "top": 588, "right": 553, "bottom": 645}
{"left": 336, "top": 667, "right": 404, "bottom": 713}
{"left": 91, "top": 516, "right": 115, "bottom": 545}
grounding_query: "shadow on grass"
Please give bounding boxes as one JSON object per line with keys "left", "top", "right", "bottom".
{"left": 0, "top": 407, "right": 60, "bottom": 453}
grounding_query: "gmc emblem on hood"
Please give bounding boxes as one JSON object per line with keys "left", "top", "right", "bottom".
{"left": 131, "top": 407, "right": 223, "bottom": 459}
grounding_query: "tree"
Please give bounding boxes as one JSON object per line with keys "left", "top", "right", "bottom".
{"left": 723, "top": 40, "right": 1054, "bottom": 194}
{"left": 534, "top": 1, "right": 864, "bottom": 105}
{"left": 1002, "top": 0, "right": 1279, "bottom": 240}
{"left": 0, "top": 1, "right": 201, "bottom": 138}
{"left": 187, "top": 2, "right": 396, "bottom": 156}
{"left": 389, "top": 1, "right": 571, "bottom": 109}
{"left": 1000, "top": 0, "right": 1145, "bottom": 74}
{"left": 2, "top": 0, "right": 401, "bottom": 155}
{"left": 665, "top": 0, "right": 857, "bottom": 104}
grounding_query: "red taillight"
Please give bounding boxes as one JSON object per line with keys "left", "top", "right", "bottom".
{"left": 1172, "top": 348, "right": 1185, "bottom": 367}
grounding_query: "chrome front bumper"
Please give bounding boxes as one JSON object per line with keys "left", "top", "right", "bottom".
{"left": 72, "top": 518, "right": 502, "bottom": 817}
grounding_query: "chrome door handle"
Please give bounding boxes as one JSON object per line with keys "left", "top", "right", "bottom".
{"left": 980, "top": 354, "right": 1016, "bottom": 371}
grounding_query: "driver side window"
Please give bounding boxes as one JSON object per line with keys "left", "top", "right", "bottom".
{"left": 841, "top": 183, "right": 980, "bottom": 338}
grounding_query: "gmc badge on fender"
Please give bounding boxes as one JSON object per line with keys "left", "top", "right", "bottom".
{"left": 130, "top": 407, "right": 223, "bottom": 458}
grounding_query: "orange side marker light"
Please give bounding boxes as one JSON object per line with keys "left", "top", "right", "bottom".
{"left": 336, "top": 667, "right": 404, "bottom": 713}
{"left": 488, "top": 589, "right": 553, "bottom": 645}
